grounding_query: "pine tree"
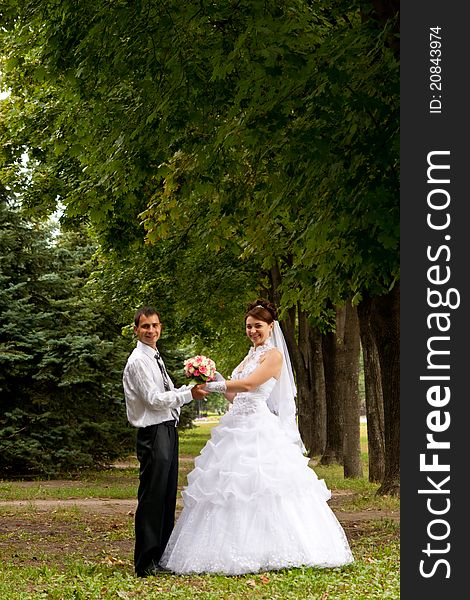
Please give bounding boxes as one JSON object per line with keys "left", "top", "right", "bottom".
{"left": 0, "top": 192, "right": 134, "bottom": 477}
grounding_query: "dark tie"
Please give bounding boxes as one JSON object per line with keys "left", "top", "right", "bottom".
{"left": 154, "top": 350, "right": 171, "bottom": 391}
{"left": 155, "top": 350, "right": 179, "bottom": 424}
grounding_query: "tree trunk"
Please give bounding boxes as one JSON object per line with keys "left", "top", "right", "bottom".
{"left": 308, "top": 322, "right": 327, "bottom": 456}
{"left": 321, "top": 302, "right": 362, "bottom": 477}
{"left": 321, "top": 328, "right": 344, "bottom": 465}
{"left": 369, "top": 283, "right": 400, "bottom": 496}
{"left": 297, "top": 308, "right": 326, "bottom": 456}
{"left": 269, "top": 263, "right": 326, "bottom": 457}
{"left": 341, "top": 301, "right": 363, "bottom": 479}
{"left": 358, "top": 297, "right": 385, "bottom": 483}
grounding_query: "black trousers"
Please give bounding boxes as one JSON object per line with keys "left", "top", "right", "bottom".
{"left": 134, "top": 420, "right": 178, "bottom": 576}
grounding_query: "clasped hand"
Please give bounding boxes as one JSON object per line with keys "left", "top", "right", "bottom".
{"left": 191, "top": 384, "right": 209, "bottom": 400}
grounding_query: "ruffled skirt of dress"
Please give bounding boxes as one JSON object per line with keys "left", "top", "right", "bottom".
{"left": 159, "top": 405, "right": 354, "bottom": 575}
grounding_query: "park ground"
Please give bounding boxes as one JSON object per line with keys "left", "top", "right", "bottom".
{"left": 0, "top": 419, "right": 400, "bottom": 599}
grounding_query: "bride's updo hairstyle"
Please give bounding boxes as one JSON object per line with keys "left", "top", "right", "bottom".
{"left": 245, "top": 298, "right": 277, "bottom": 324}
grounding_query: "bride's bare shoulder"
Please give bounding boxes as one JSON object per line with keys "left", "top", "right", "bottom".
{"left": 260, "top": 347, "right": 282, "bottom": 363}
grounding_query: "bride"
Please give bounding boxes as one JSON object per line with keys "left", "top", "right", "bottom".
{"left": 159, "top": 299, "right": 354, "bottom": 575}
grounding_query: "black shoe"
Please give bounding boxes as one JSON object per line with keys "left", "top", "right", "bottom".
{"left": 137, "top": 562, "right": 170, "bottom": 578}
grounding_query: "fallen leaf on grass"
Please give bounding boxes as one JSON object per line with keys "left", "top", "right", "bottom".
{"left": 102, "top": 555, "right": 126, "bottom": 565}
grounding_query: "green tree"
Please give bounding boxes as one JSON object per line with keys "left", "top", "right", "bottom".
{"left": 0, "top": 0, "right": 399, "bottom": 491}
{"left": 0, "top": 194, "right": 134, "bottom": 477}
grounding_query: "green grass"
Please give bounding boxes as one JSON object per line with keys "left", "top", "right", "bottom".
{"left": 0, "top": 557, "right": 400, "bottom": 599}
{"left": 180, "top": 420, "right": 217, "bottom": 456}
{"left": 0, "top": 419, "right": 400, "bottom": 599}
{"left": 0, "top": 476, "right": 137, "bottom": 501}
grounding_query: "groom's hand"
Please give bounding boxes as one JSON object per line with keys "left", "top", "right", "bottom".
{"left": 191, "top": 384, "right": 209, "bottom": 400}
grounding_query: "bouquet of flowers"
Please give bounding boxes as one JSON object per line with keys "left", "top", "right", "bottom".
{"left": 183, "top": 355, "right": 217, "bottom": 384}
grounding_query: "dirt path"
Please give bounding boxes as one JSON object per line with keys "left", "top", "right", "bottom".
{"left": 0, "top": 457, "right": 399, "bottom": 523}
{"left": 0, "top": 498, "right": 137, "bottom": 514}
{"left": 0, "top": 491, "right": 399, "bottom": 523}
{"left": 0, "top": 484, "right": 398, "bottom": 569}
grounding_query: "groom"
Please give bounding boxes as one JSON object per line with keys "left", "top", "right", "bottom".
{"left": 123, "top": 306, "right": 208, "bottom": 577}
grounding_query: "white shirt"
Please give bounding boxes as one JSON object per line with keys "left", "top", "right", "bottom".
{"left": 123, "top": 341, "right": 193, "bottom": 428}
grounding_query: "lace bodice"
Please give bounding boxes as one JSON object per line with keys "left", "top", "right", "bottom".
{"left": 229, "top": 341, "right": 278, "bottom": 416}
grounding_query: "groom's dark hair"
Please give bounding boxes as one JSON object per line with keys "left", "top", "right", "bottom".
{"left": 134, "top": 306, "right": 161, "bottom": 327}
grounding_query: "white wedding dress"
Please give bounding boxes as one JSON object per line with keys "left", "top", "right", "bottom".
{"left": 159, "top": 341, "right": 354, "bottom": 575}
